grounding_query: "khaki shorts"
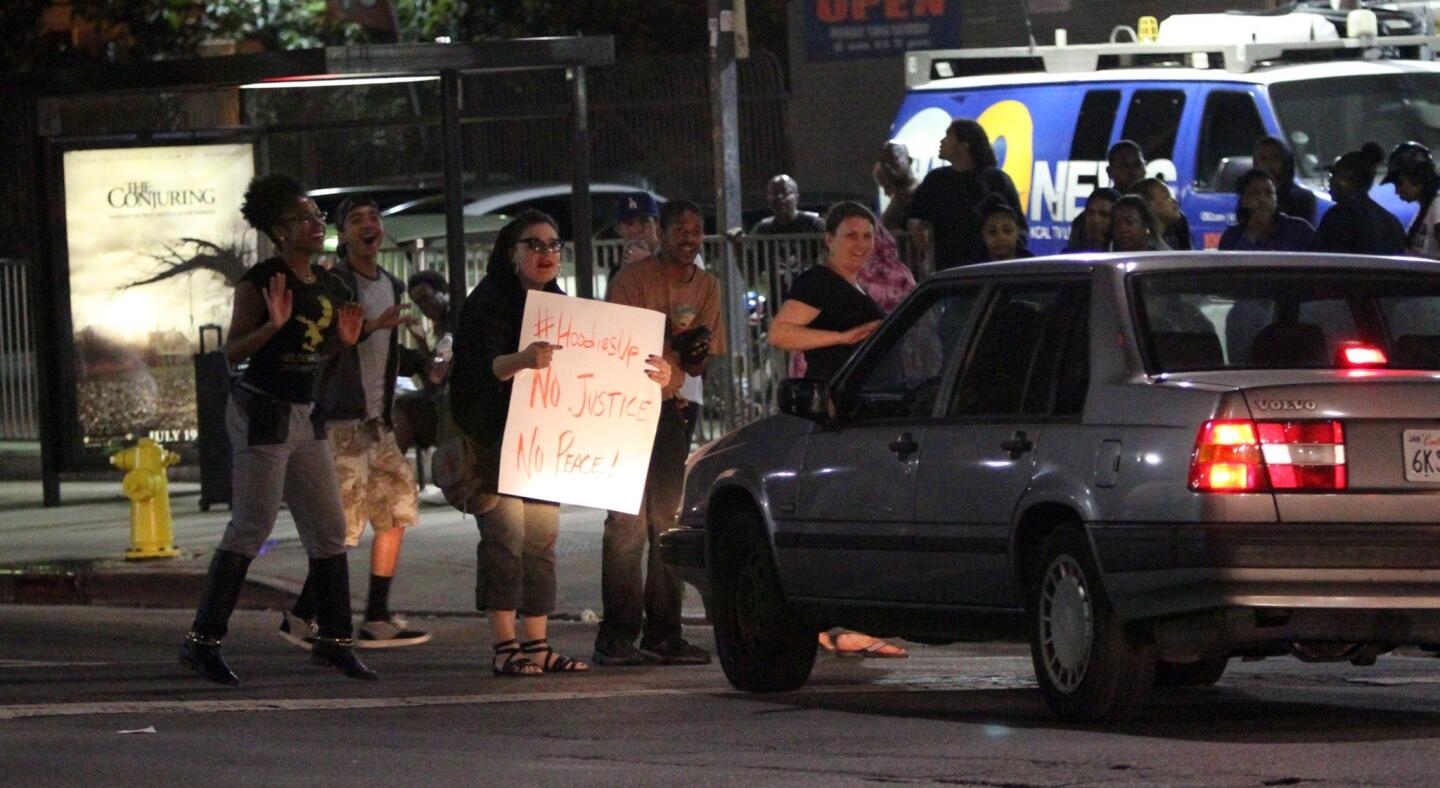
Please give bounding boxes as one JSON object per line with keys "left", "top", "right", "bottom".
{"left": 329, "top": 420, "right": 419, "bottom": 547}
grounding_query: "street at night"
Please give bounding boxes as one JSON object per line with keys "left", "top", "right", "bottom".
{"left": 5, "top": 607, "right": 1440, "bottom": 785}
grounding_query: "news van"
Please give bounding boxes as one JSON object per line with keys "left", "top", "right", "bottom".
{"left": 891, "top": 31, "right": 1440, "bottom": 255}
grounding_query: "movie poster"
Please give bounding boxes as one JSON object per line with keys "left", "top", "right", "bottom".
{"left": 63, "top": 143, "right": 255, "bottom": 449}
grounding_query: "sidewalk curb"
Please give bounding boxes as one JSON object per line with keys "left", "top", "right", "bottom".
{"left": 0, "top": 560, "right": 712, "bottom": 626}
{"left": 0, "top": 559, "right": 296, "bottom": 611}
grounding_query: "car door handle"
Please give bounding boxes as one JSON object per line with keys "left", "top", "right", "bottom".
{"left": 1000, "top": 430, "right": 1034, "bottom": 458}
{"left": 889, "top": 432, "right": 919, "bottom": 459}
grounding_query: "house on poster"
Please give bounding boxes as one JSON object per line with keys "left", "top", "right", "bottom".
{"left": 498, "top": 290, "right": 666, "bottom": 515}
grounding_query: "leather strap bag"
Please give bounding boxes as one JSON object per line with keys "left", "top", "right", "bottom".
{"left": 431, "top": 433, "right": 500, "bottom": 515}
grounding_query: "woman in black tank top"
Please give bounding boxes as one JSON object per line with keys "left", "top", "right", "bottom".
{"left": 179, "top": 174, "right": 375, "bottom": 686}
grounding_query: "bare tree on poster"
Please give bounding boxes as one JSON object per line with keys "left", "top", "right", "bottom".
{"left": 123, "top": 237, "right": 251, "bottom": 290}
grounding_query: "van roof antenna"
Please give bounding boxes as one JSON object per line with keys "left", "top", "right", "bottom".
{"left": 1018, "top": 0, "right": 1039, "bottom": 50}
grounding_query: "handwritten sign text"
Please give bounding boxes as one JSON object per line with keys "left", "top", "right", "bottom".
{"left": 498, "top": 290, "right": 665, "bottom": 514}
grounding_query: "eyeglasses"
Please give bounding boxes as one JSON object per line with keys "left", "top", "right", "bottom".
{"left": 282, "top": 210, "right": 328, "bottom": 226}
{"left": 517, "top": 237, "right": 565, "bottom": 253}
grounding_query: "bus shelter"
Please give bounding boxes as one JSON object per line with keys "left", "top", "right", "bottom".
{"left": 7, "top": 37, "right": 614, "bottom": 505}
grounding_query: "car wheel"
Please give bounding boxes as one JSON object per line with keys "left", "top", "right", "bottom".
{"left": 1154, "top": 657, "right": 1228, "bottom": 688}
{"left": 711, "top": 509, "right": 816, "bottom": 693}
{"left": 1029, "top": 525, "right": 1155, "bottom": 722}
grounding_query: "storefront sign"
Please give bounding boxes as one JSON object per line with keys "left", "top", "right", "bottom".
{"left": 62, "top": 143, "right": 255, "bottom": 448}
{"left": 498, "top": 290, "right": 665, "bottom": 514}
{"left": 804, "top": 0, "right": 959, "bottom": 61}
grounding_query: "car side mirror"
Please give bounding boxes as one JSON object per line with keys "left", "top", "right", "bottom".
{"left": 777, "top": 377, "right": 830, "bottom": 422}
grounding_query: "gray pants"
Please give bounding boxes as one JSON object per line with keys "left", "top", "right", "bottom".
{"left": 217, "top": 392, "right": 348, "bottom": 560}
{"left": 476, "top": 495, "right": 559, "bottom": 616}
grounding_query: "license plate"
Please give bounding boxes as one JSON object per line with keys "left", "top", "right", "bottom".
{"left": 1403, "top": 430, "right": 1440, "bottom": 482}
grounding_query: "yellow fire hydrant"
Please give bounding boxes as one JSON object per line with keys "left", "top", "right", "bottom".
{"left": 111, "top": 438, "right": 181, "bottom": 560}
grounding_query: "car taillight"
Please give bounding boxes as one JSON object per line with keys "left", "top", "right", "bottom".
{"left": 1189, "top": 419, "right": 1346, "bottom": 493}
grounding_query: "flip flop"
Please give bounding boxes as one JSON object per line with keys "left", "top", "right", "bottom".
{"left": 835, "top": 638, "right": 909, "bottom": 659}
{"left": 818, "top": 632, "right": 837, "bottom": 654}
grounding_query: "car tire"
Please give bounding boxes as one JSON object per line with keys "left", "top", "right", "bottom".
{"left": 1029, "top": 525, "right": 1155, "bottom": 722}
{"left": 1154, "top": 657, "right": 1228, "bottom": 688}
{"left": 711, "top": 509, "right": 816, "bottom": 693}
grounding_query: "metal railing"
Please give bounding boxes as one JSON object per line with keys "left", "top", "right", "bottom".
{"left": 341, "top": 233, "right": 915, "bottom": 445}
{"left": 0, "top": 259, "right": 38, "bottom": 440}
{"left": 0, "top": 236, "right": 907, "bottom": 448}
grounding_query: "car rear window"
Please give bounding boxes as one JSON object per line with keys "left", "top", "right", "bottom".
{"left": 1132, "top": 269, "right": 1440, "bottom": 371}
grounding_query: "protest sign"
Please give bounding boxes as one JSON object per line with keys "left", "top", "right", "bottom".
{"left": 498, "top": 290, "right": 666, "bottom": 514}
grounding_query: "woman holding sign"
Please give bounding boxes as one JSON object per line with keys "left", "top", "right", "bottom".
{"left": 451, "top": 209, "right": 671, "bottom": 676}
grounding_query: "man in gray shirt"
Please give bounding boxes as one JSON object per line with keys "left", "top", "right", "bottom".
{"left": 284, "top": 196, "right": 432, "bottom": 649}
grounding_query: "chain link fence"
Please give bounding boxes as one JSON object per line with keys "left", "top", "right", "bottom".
{"left": 349, "top": 233, "right": 915, "bottom": 445}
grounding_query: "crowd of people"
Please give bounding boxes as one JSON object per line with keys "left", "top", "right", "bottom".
{"left": 181, "top": 116, "right": 1440, "bottom": 685}
{"left": 1053, "top": 131, "right": 1433, "bottom": 259}
{"left": 182, "top": 175, "right": 722, "bottom": 685}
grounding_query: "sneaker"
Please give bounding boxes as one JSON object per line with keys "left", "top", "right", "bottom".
{"left": 592, "top": 637, "right": 646, "bottom": 667}
{"left": 639, "top": 637, "right": 712, "bottom": 666}
{"left": 417, "top": 484, "right": 448, "bottom": 506}
{"left": 357, "top": 615, "right": 432, "bottom": 649}
{"left": 277, "top": 612, "right": 317, "bottom": 651}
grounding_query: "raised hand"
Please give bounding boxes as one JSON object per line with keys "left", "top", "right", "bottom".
{"left": 336, "top": 302, "right": 365, "bottom": 346}
{"left": 622, "top": 240, "right": 652, "bottom": 265}
{"left": 644, "top": 354, "right": 672, "bottom": 388}
{"left": 367, "top": 303, "right": 414, "bottom": 332}
{"left": 522, "top": 341, "right": 558, "bottom": 370}
{"left": 264, "top": 273, "right": 293, "bottom": 330}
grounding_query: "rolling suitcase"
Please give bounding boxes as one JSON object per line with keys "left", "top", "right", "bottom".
{"left": 194, "top": 324, "right": 233, "bottom": 511}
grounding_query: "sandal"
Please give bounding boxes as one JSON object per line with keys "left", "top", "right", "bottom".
{"left": 492, "top": 638, "right": 542, "bottom": 677}
{"left": 520, "top": 639, "right": 591, "bottom": 673}
{"left": 833, "top": 632, "right": 909, "bottom": 659}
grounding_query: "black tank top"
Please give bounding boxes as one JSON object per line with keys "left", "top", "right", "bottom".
{"left": 238, "top": 257, "right": 344, "bottom": 403}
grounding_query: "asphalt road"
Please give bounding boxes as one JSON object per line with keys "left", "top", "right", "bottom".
{"left": 5, "top": 606, "right": 1440, "bottom": 786}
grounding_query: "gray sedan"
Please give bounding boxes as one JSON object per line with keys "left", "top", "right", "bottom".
{"left": 661, "top": 252, "right": 1440, "bottom": 721}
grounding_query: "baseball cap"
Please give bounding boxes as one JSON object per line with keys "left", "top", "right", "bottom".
{"left": 616, "top": 192, "right": 659, "bottom": 222}
{"left": 1382, "top": 141, "right": 1433, "bottom": 185}
{"left": 335, "top": 194, "right": 379, "bottom": 228}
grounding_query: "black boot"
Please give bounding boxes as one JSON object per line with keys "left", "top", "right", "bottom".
{"left": 292, "top": 571, "right": 317, "bottom": 621}
{"left": 308, "top": 554, "right": 379, "bottom": 681}
{"left": 180, "top": 634, "right": 238, "bottom": 686}
{"left": 179, "top": 549, "right": 252, "bottom": 686}
{"left": 313, "top": 637, "right": 379, "bottom": 680}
